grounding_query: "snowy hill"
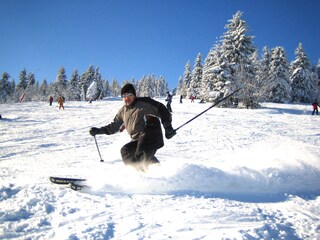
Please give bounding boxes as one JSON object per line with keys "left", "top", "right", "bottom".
{"left": 0, "top": 99, "right": 319, "bottom": 239}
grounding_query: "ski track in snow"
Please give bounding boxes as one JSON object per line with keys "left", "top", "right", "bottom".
{"left": 0, "top": 99, "right": 320, "bottom": 239}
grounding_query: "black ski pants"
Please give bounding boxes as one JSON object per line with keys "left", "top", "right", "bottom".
{"left": 120, "top": 140, "right": 158, "bottom": 166}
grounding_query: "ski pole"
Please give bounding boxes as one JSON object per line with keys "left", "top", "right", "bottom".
{"left": 174, "top": 88, "right": 241, "bottom": 132}
{"left": 93, "top": 136, "right": 104, "bottom": 162}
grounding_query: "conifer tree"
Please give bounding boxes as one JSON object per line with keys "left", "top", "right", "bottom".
{"left": 220, "top": 11, "right": 256, "bottom": 106}
{"left": 182, "top": 62, "right": 192, "bottom": 98}
{"left": 201, "top": 44, "right": 218, "bottom": 101}
{"left": 316, "top": 59, "right": 320, "bottom": 81}
{"left": 17, "top": 69, "right": 28, "bottom": 90}
{"left": 110, "top": 78, "right": 120, "bottom": 97}
{"left": 93, "top": 67, "right": 104, "bottom": 99}
{"left": 240, "top": 50, "right": 259, "bottom": 108}
{"left": 0, "top": 72, "right": 11, "bottom": 103}
{"left": 102, "top": 79, "right": 110, "bottom": 98}
{"left": 39, "top": 79, "right": 48, "bottom": 100}
{"left": 202, "top": 43, "right": 231, "bottom": 102}
{"left": 25, "top": 72, "right": 36, "bottom": 101}
{"left": 315, "top": 59, "right": 320, "bottom": 98}
{"left": 53, "top": 66, "right": 67, "bottom": 98}
{"left": 67, "top": 69, "right": 81, "bottom": 100}
{"left": 157, "top": 76, "right": 167, "bottom": 97}
{"left": 189, "top": 53, "right": 203, "bottom": 99}
{"left": 15, "top": 69, "right": 28, "bottom": 102}
{"left": 290, "top": 43, "right": 313, "bottom": 103}
{"left": 268, "top": 46, "right": 291, "bottom": 103}
{"left": 80, "top": 65, "right": 95, "bottom": 100}
{"left": 176, "top": 76, "right": 184, "bottom": 96}
{"left": 258, "top": 46, "right": 272, "bottom": 101}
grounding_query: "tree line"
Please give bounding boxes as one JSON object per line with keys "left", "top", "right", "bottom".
{"left": 176, "top": 11, "right": 320, "bottom": 108}
{"left": 0, "top": 65, "right": 169, "bottom": 103}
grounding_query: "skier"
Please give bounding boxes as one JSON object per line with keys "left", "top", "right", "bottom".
{"left": 180, "top": 95, "right": 183, "bottom": 103}
{"left": 312, "top": 99, "right": 320, "bottom": 115}
{"left": 165, "top": 91, "right": 173, "bottom": 113}
{"left": 49, "top": 96, "right": 54, "bottom": 106}
{"left": 89, "top": 83, "right": 176, "bottom": 170}
{"left": 58, "top": 96, "right": 64, "bottom": 110}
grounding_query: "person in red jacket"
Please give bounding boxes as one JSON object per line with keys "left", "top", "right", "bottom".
{"left": 312, "top": 99, "right": 320, "bottom": 115}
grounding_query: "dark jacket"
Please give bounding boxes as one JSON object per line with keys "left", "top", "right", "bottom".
{"left": 101, "top": 97, "right": 172, "bottom": 150}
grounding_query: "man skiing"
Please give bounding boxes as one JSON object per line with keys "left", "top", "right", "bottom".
{"left": 89, "top": 83, "right": 176, "bottom": 170}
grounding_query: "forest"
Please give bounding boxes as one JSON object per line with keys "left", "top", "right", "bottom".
{"left": 1, "top": 11, "right": 319, "bottom": 108}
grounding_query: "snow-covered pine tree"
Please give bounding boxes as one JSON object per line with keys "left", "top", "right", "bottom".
{"left": 156, "top": 76, "right": 167, "bottom": 97}
{"left": 53, "top": 66, "right": 68, "bottom": 99}
{"left": 110, "top": 78, "right": 120, "bottom": 97}
{"left": 0, "top": 72, "right": 11, "bottom": 103}
{"left": 15, "top": 69, "right": 28, "bottom": 102}
{"left": 201, "top": 40, "right": 236, "bottom": 104}
{"left": 24, "top": 72, "right": 36, "bottom": 101}
{"left": 238, "top": 50, "right": 259, "bottom": 108}
{"left": 201, "top": 44, "right": 218, "bottom": 101}
{"left": 220, "top": 11, "right": 256, "bottom": 107}
{"left": 102, "top": 79, "right": 110, "bottom": 98}
{"left": 16, "top": 69, "right": 28, "bottom": 90}
{"left": 290, "top": 43, "right": 314, "bottom": 103}
{"left": 142, "top": 75, "right": 154, "bottom": 97}
{"left": 67, "top": 69, "right": 81, "bottom": 101}
{"left": 176, "top": 76, "right": 184, "bottom": 96}
{"left": 136, "top": 75, "right": 145, "bottom": 97}
{"left": 93, "top": 67, "right": 104, "bottom": 100}
{"left": 9, "top": 78, "right": 15, "bottom": 102}
{"left": 39, "top": 79, "right": 48, "bottom": 101}
{"left": 148, "top": 74, "right": 156, "bottom": 97}
{"left": 80, "top": 65, "right": 95, "bottom": 101}
{"left": 189, "top": 53, "right": 203, "bottom": 99}
{"left": 316, "top": 59, "right": 320, "bottom": 83}
{"left": 314, "top": 59, "right": 320, "bottom": 98}
{"left": 182, "top": 61, "right": 192, "bottom": 98}
{"left": 268, "top": 46, "right": 291, "bottom": 103}
{"left": 257, "top": 46, "right": 272, "bottom": 101}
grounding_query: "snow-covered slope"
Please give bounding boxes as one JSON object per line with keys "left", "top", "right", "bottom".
{"left": 0, "top": 99, "right": 319, "bottom": 239}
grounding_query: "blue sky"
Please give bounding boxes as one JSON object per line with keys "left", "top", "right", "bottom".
{"left": 1, "top": 0, "right": 319, "bottom": 90}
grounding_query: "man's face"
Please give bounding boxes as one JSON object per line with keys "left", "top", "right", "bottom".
{"left": 122, "top": 93, "right": 135, "bottom": 106}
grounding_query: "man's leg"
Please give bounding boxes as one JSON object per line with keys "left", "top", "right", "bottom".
{"left": 120, "top": 141, "right": 138, "bottom": 165}
{"left": 135, "top": 139, "right": 159, "bottom": 165}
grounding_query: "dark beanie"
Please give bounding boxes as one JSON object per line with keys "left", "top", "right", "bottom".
{"left": 121, "top": 83, "right": 136, "bottom": 96}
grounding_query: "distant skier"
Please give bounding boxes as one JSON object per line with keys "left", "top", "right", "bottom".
{"left": 89, "top": 83, "right": 176, "bottom": 171}
{"left": 180, "top": 95, "right": 183, "bottom": 103}
{"left": 165, "top": 91, "right": 173, "bottom": 113}
{"left": 49, "top": 96, "right": 54, "bottom": 106}
{"left": 312, "top": 99, "right": 320, "bottom": 115}
{"left": 58, "top": 96, "right": 65, "bottom": 110}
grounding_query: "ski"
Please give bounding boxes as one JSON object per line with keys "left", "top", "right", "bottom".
{"left": 70, "top": 182, "right": 86, "bottom": 191}
{"left": 49, "top": 176, "right": 87, "bottom": 191}
{"left": 50, "top": 176, "right": 87, "bottom": 184}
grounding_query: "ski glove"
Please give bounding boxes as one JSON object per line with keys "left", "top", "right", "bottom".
{"left": 89, "top": 127, "right": 105, "bottom": 136}
{"left": 164, "top": 126, "right": 176, "bottom": 139}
